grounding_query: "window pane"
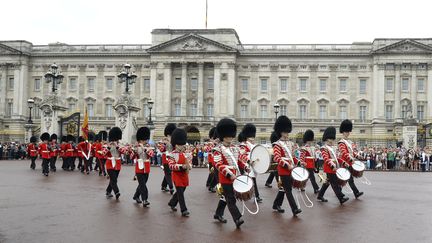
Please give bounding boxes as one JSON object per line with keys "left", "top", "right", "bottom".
{"left": 105, "top": 104, "right": 113, "bottom": 117}
{"left": 175, "top": 78, "right": 181, "bottom": 90}
{"left": 241, "top": 105, "right": 247, "bottom": 118}
{"left": 34, "top": 78, "right": 41, "bottom": 91}
{"left": 260, "top": 105, "right": 268, "bottom": 118}
{"left": 340, "top": 105, "right": 347, "bottom": 119}
{"left": 8, "top": 77, "right": 14, "bottom": 90}
{"left": 87, "top": 104, "right": 94, "bottom": 117}
{"left": 190, "top": 103, "right": 197, "bottom": 116}
{"left": 241, "top": 79, "right": 248, "bottom": 92}
{"left": 88, "top": 78, "right": 95, "bottom": 91}
{"left": 106, "top": 78, "right": 113, "bottom": 91}
{"left": 319, "top": 79, "right": 326, "bottom": 92}
{"left": 69, "top": 78, "right": 77, "bottom": 90}
{"left": 142, "top": 104, "right": 149, "bottom": 117}
{"left": 191, "top": 78, "right": 198, "bottom": 91}
{"left": 300, "top": 79, "right": 307, "bottom": 92}
{"left": 208, "top": 77, "right": 214, "bottom": 90}
{"left": 386, "top": 78, "right": 394, "bottom": 92}
{"left": 340, "top": 79, "right": 347, "bottom": 92}
{"left": 359, "top": 79, "right": 366, "bottom": 94}
{"left": 385, "top": 105, "right": 393, "bottom": 120}
{"left": 319, "top": 105, "right": 326, "bottom": 119}
{"left": 175, "top": 104, "right": 181, "bottom": 116}
{"left": 402, "top": 78, "right": 409, "bottom": 91}
{"left": 280, "top": 79, "right": 287, "bottom": 92}
{"left": 69, "top": 103, "right": 76, "bottom": 111}
{"left": 417, "top": 78, "right": 425, "bottom": 92}
{"left": 207, "top": 104, "right": 213, "bottom": 116}
{"left": 280, "top": 105, "right": 287, "bottom": 116}
{"left": 299, "top": 105, "right": 306, "bottom": 119}
{"left": 417, "top": 105, "right": 424, "bottom": 121}
{"left": 261, "top": 79, "right": 268, "bottom": 91}
{"left": 401, "top": 105, "right": 408, "bottom": 119}
{"left": 359, "top": 106, "right": 367, "bottom": 121}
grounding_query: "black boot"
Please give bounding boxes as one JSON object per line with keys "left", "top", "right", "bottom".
{"left": 293, "top": 208, "right": 302, "bottom": 216}
{"left": 115, "top": 192, "right": 121, "bottom": 200}
{"left": 181, "top": 211, "right": 190, "bottom": 217}
{"left": 213, "top": 214, "right": 227, "bottom": 223}
{"left": 272, "top": 205, "right": 285, "bottom": 213}
{"left": 143, "top": 201, "right": 150, "bottom": 207}
{"left": 234, "top": 217, "right": 244, "bottom": 228}
{"left": 317, "top": 196, "right": 328, "bottom": 202}
{"left": 133, "top": 196, "right": 142, "bottom": 204}
{"left": 355, "top": 192, "right": 364, "bottom": 199}
{"left": 339, "top": 197, "right": 349, "bottom": 204}
{"left": 256, "top": 197, "right": 263, "bottom": 203}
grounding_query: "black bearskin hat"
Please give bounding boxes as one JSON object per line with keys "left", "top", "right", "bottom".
{"left": 274, "top": 115, "right": 292, "bottom": 135}
{"left": 78, "top": 136, "right": 85, "bottom": 142}
{"left": 242, "top": 123, "right": 256, "bottom": 138}
{"left": 164, "top": 123, "right": 177, "bottom": 137}
{"left": 30, "top": 136, "right": 37, "bottom": 143}
{"left": 67, "top": 135, "right": 75, "bottom": 142}
{"left": 40, "top": 132, "right": 50, "bottom": 141}
{"left": 322, "top": 126, "right": 336, "bottom": 141}
{"left": 50, "top": 133, "right": 58, "bottom": 141}
{"left": 340, "top": 119, "right": 353, "bottom": 133}
{"left": 270, "top": 131, "right": 280, "bottom": 144}
{"left": 303, "top": 130, "right": 315, "bottom": 143}
{"left": 99, "top": 131, "right": 108, "bottom": 141}
{"left": 88, "top": 132, "right": 96, "bottom": 142}
{"left": 94, "top": 134, "right": 101, "bottom": 142}
{"left": 237, "top": 132, "right": 246, "bottom": 143}
{"left": 171, "top": 128, "right": 187, "bottom": 147}
{"left": 208, "top": 127, "right": 216, "bottom": 139}
{"left": 109, "top": 127, "right": 122, "bottom": 142}
{"left": 216, "top": 118, "right": 237, "bottom": 140}
{"left": 61, "top": 136, "right": 67, "bottom": 143}
{"left": 136, "top": 127, "right": 151, "bottom": 141}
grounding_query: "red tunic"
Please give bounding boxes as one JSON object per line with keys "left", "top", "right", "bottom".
{"left": 157, "top": 142, "right": 169, "bottom": 165}
{"left": 168, "top": 151, "right": 189, "bottom": 187}
{"left": 338, "top": 139, "right": 361, "bottom": 167}
{"left": 27, "top": 143, "right": 38, "bottom": 157}
{"left": 77, "top": 141, "right": 92, "bottom": 159}
{"left": 103, "top": 144, "right": 127, "bottom": 171}
{"left": 64, "top": 143, "right": 75, "bottom": 157}
{"left": 38, "top": 143, "right": 51, "bottom": 159}
{"left": 59, "top": 143, "right": 66, "bottom": 158}
{"left": 213, "top": 144, "right": 247, "bottom": 185}
{"left": 300, "top": 145, "right": 316, "bottom": 169}
{"left": 49, "top": 142, "right": 59, "bottom": 157}
{"left": 132, "top": 144, "right": 155, "bottom": 174}
{"left": 94, "top": 142, "right": 103, "bottom": 159}
{"left": 272, "top": 140, "right": 298, "bottom": 176}
{"left": 321, "top": 145, "right": 340, "bottom": 174}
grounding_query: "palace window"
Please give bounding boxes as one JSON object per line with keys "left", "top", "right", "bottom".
{"left": 6, "top": 101, "right": 13, "bottom": 117}
{"left": 240, "top": 105, "right": 248, "bottom": 118}
{"left": 280, "top": 105, "right": 287, "bottom": 116}
{"left": 299, "top": 78, "right": 307, "bottom": 92}
{"left": 299, "top": 105, "right": 307, "bottom": 120}
{"left": 190, "top": 100, "right": 197, "bottom": 116}
{"left": 260, "top": 104, "right": 268, "bottom": 118}
{"left": 175, "top": 78, "right": 182, "bottom": 91}
{"left": 280, "top": 78, "right": 287, "bottom": 92}
{"left": 207, "top": 77, "right": 214, "bottom": 90}
{"left": 385, "top": 105, "right": 393, "bottom": 121}
{"left": 417, "top": 78, "right": 425, "bottom": 92}
{"left": 87, "top": 103, "right": 94, "bottom": 117}
{"left": 8, "top": 77, "right": 14, "bottom": 90}
{"left": 359, "top": 105, "right": 367, "bottom": 122}
{"left": 143, "top": 78, "right": 150, "bottom": 92}
{"left": 401, "top": 105, "right": 408, "bottom": 119}
{"left": 87, "top": 77, "right": 95, "bottom": 92}
{"left": 319, "top": 105, "right": 327, "bottom": 120}
{"left": 386, "top": 78, "right": 394, "bottom": 92}
{"left": 260, "top": 78, "right": 268, "bottom": 92}
{"left": 402, "top": 78, "right": 409, "bottom": 92}
{"left": 174, "top": 103, "right": 181, "bottom": 116}
{"left": 142, "top": 103, "right": 149, "bottom": 117}
{"left": 207, "top": 104, "right": 213, "bottom": 117}
{"left": 417, "top": 105, "right": 424, "bottom": 121}
{"left": 241, "top": 78, "right": 248, "bottom": 92}
{"left": 191, "top": 78, "right": 198, "bottom": 91}
{"left": 339, "top": 78, "right": 347, "bottom": 92}
{"left": 106, "top": 77, "right": 113, "bottom": 91}
{"left": 319, "top": 79, "right": 327, "bottom": 92}
{"left": 34, "top": 78, "right": 41, "bottom": 91}
{"left": 359, "top": 79, "right": 367, "bottom": 94}
{"left": 339, "top": 105, "right": 347, "bottom": 120}
{"left": 69, "top": 77, "right": 77, "bottom": 90}
{"left": 105, "top": 104, "right": 113, "bottom": 117}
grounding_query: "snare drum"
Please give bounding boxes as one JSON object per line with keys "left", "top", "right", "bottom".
{"left": 335, "top": 168, "right": 351, "bottom": 187}
{"left": 291, "top": 167, "right": 309, "bottom": 189}
{"left": 249, "top": 144, "right": 271, "bottom": 174}
{"left": 233, "top": 175, "right": 254, "bottom": 201}
{"left": 351, "top": 160, "right": 365, "bottom": 178}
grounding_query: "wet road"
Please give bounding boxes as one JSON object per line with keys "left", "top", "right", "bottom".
{"left": 0, "top": 160, "right": 431, "bottom": 243}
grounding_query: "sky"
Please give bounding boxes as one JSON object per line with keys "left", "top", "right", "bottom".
{"left": 1, "top": 0, "right": 431, "bottom": 45}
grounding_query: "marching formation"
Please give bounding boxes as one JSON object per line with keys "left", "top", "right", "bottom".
{"left": 27, "top": 116, "right": 368, "bottom": 229}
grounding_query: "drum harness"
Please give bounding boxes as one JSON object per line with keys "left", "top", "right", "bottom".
{"left": 280, "top": 141, "right": 314, "bottom": 209}
{"left": 341, "top": 139, "right": 372, "bottom": 186}
{"left": 222, "top": 145, "right": 260, "bottom": 215}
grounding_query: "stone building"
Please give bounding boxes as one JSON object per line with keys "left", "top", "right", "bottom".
{"left": 0, "top": 29, "right": 431, "bottom": 146}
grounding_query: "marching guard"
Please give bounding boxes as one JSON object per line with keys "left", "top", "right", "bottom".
{"left": 338, "top": 119, "right": 364, "bottom": 199}
{"left": 213, "top": 118, "right": 249, "bottom": 228}
{"left": 38, "top": 132, "right": 51, "bottom": 176}
{"left": 28, "top": 136, "right": 38, "bottom": 170}
{"left": 103, "top": 127, "right": 126, "bottom": 200}
{"left": 317, "top": 126, "right": 349, "bottom": 204}
{"left": 132, "top": 127, "right": 154, "bottom": 207}
{"left": 167, "top": 128, "right": 191, "bottom": 217}
{"left": 205, "top": 127, "right": 219, "bottom": 193}
{"left": 49, "top": 134, "right": 59, "bottom": 172}
{"left": 265, "top": 131, "right": 281, "bottom": 187}
{"left": 159, "top": 123, "right": 176, "bottom": 194}
{"left": 271, "top": 116, "right": 302, "bottom": 216}
{"left": 299, "top": 130, "right": 320, "bottom": 194}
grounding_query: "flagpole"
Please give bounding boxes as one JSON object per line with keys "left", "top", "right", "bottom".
{"left": 205, "top": 0, "right": 208, "bottom": 29}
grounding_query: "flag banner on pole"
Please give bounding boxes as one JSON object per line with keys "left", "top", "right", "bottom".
{"left": 82, "top": 108, "right": 89, "bottom": 140}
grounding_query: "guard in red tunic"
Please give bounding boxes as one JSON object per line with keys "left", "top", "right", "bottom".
{"left": 167, "top": 128, "right": 191, "bottom": 217}
{"left": 77, "top": 136, "right": 92, "bottom": 174}
{"left": 316, "top": 126, "right": 349, "bottom": 204}
{"left": 97, "top": 131, "right": 108, "bottom": 176}
{"left": 338, "top": 119, "right": 364, "bottom": 199}
{"left": 271, "top": 116, "right": 302, "bottom": 216}
{"left": 76, "top": 136, "right": 84, "bottom": 171}
{"left": 205, "top": 127, "right": 218, "bottom": 192}
{"left": 213, "top": 118, "right": 249, "bottom": 228}
{"left": 103, "top": 127, "right": 125, "bottom": 200}
{"left": 265, "top": 131, "right": 281, "bottom": 187}
{"left": 28, "top": 136, "right": 38, "bottom": 170}
{"left": 132, "top": 127, "right": 154, "bottom": 207}
{"left": 38, "top": 132, "right": 51, "bottom": 176}
{"left": 63, "top": 135, "right": 75, "bottom": 171}
{"left": 158, "top": 123, "right": 176, "bottom": 194}
{"left": 49, "top": 134, "right": 59, "bottom": 172}
{"left": 299, "top": 130, "right": 320, "bottom": 194}
{"left": 59, "top": 136, "right": 67, "bottom": 170}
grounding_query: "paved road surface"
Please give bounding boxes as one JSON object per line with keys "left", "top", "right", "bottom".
{"left": 0, "top": 160, "right": 431, "bottom": 243}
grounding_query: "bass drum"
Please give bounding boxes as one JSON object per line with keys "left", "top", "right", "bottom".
{"left": 336, "top": 168, "right": 351, "bottom": 187}
{"left": 351, "top": 160, "right": 365, "bottom": 178}
{"left": 249, "top": 144, "right": 271, "bottom": 174}
{"left": 233, "top": 175, "right": 254, "bottom": 201}
{"left": 291, "top": 167, "right": 309, "bottom": 189}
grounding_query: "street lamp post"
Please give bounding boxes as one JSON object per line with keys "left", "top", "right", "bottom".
{"left": 27, "top": 99, "right": 34, "bottom": 124}
{"left": 147, "top": 99, "right": 154, "bottom": 126}
{"left": 273, "top": 103, "right": 280, "bottom": 120}
{"left": 44, "top": 63, "right": 64, "bottom": 93}
{"left": 117, "top": 63, "right": 137, "bottom": 93}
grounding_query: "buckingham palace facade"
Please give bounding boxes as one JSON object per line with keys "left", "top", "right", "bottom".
{"left": 1, "top": 28, "right": 431, "bottom": 146}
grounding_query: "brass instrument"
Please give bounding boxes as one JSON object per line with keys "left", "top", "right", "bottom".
{"left": 216, "top": 183, "right": 224, "bottom": 196}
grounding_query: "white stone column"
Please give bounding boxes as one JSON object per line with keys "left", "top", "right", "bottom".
{"left": 12, "top": 67, "right": 21, "bottom": 118}
{"left": 372, "top": 63, "right": 385, "bottom": 120}
{"left": 213, "top": 62, "right": 221, "bottom": 119}
{"left": 395, "top": 65, "right": 401, "bottom": 119}
{"left": 197, "top": 62, "right": 204, "bottom": 116}
{"left": 180, "top": 62, "right": 187, "bottom": 116}
{"left": 411, "top": 65, "right": 417, "bottom": 118}
{"left": 163, "top": 62, "right": 172, "bottom": 117}
{"left": 0, "top": 65, "right": 8, "bottom": 118}
{"left": 150, "top": 62, "right": 159, "bottom": 114}
{"left": 227, "top": 62, "right": 236, "bottom": 117}
{"left": 427, "top": 63, "right": 432, "bottom": 120}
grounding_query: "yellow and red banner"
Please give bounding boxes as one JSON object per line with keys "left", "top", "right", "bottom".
{"left": 81, "top": 108, "right": 89, "bottom": 140}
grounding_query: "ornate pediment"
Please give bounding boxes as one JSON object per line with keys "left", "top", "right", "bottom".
{"left": 0, "top": 44, "right": 24, "bottom": 56}
{"left": 373, "top": 40, "right": 432, "bottom": 54}
{"left": 147, "top": 33, "right": 238, "bottom": 53}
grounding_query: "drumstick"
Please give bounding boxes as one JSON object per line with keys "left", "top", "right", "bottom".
{"left": 292, "top": 170, "right": 302, "bottom": 178}
{"left": 234, "top": 177, "right": 249, "bottom": 186}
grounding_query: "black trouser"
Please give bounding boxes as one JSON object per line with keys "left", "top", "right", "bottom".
{"left": 106, "top": 169, "right": 120, "bottom": 194}
{"left": 273, "top": 175, "right": 299, "bottom": 213}
{"left": 215, "top": 184, "right": 242, "bottom": 221}
{"left": 78, "top": 157, "right": 83, "bottom": 169}
{"left": 307, "top": 168, "right": 320, "bottom": 191}
{"left": 348, "top": 167, "right": 360, "bottom": 195}
{"left": 97, "top": 158, "right": 106, "bottom": 175}
{"left": 30, "top": 156, "right": 37, "bottom": 169}
{"left": 42, "top": 158, "right": 50, "bottom": 174}
{"left": 49, "top": 157, "right": 57, "bottom": 171}
{"left": 206, "top": 164, "right": 214, "bottom": 187}
{"left": 265, "top": 171, "right": 279, "bottom": 185}
{"left": 69, "top": 157, "right": 76, "bottom": 170}
{"left": 94, "top": 157, "right": 100, "bottom": 171}
{"left": 134, "top": 173, "right": 149, "bottom": 201}
{"left": 169, "top": 186, "right": 187, "bottom": 212}
{"left": 88, "top": 157, "right": 94, "bottom": 170}
{"left": 206, "top": 164, "right": 219, "bottom": 188}
{"left": 161, "top": 164, "right": 173, "bottom": 190}
{"left": 318, "top": 173, "right": 344, "bottom": 200}
{"left": 252, "top": 177, "right": 260, "bottom": 198}
{"left": 61, "top": 157, "right": 67, "bottom": 169}
{"left": 81, "top": 157, "right": 90, "bottom": 173}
